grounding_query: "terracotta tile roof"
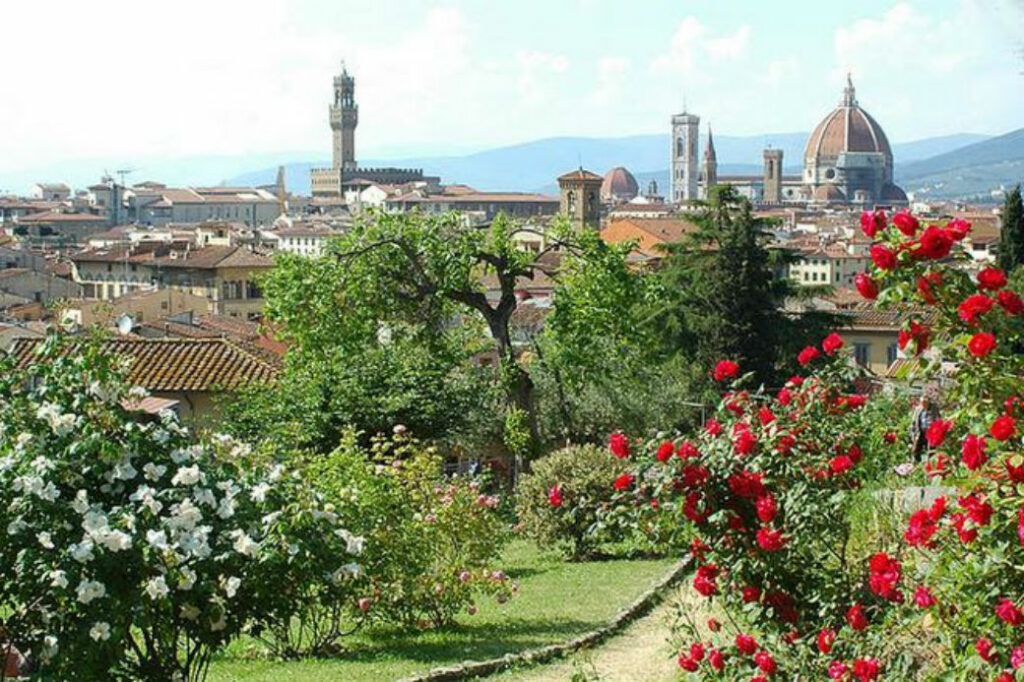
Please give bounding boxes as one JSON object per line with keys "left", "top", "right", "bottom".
{"left": 7, "top": 337, "right": 279, "bottom": 391}
{"left": 557, "top": 168, "right": 603, "bottom": 182}
{"left": 151, "top": 246, "right": 273, "bottom": 270}
{"left": 16, "top": 211, "right": 108, "bottom": 224}
{"left": 837, "top": 305, "right": 937, "bottom": 330}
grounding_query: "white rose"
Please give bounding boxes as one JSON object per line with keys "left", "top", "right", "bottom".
{"left": 103, "top": 530, "right": 132, "bottom": 552}
{"left": 144, "top": 576, "right": 169, "bottom": 600}
{"left": 49, "top": 570, "right": 68, "bottom": 589}
{"left": 146, "top": 529, "right": 169, "bottom": 550}
{"left": 250, "top": 483, "right": 270, "bottom": 503}
{"left": 89, "top": 622, "right": 111, "bottom": 642}
{"left": 72, "top": 490, "right": 89, "bottom": 514}
{"left": 223, "top": 576, "right": 241, "bottom": 599}
{"left": 70, "top": 539, "right": 95, "bottom": 563}
{"left": 76, "top": 579, "right": 106, "bottom": 604}
{"left": 180, "top": 604, "right": 200, "bottom": 620}
{"left": 171, "top": 465, "right": 203, "bottom": 487}
{"left": 230, "top": 530, "right": 259, "bottom": 557}
{"left": 178, "top": 567, "right": 197, "bottom": 591}
{"left": 143, "top": 462, "right": 167, "bottom": 481}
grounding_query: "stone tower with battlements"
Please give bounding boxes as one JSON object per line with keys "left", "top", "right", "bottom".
{"left": 671, "top": 111, "right": 700, "bottom": 203}
{"left": 330, "top": 64, "right": 358, "bottom": 172}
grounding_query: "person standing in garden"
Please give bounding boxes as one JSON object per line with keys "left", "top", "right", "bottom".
{"left": 909, "top": 393, "right": 941, "bottom": 460}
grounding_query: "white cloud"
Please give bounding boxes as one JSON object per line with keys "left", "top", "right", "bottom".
{"left": 759, "top": 58, "right": 800, "bottom": 87}
{"left": 651, "top": 18, "right": 751, "bottom": 75}
{"left": 588, "top": 56, "right": 630, "bottom": 105}
{"left": 514, "top": 51, "right": 571, "bottom": 105}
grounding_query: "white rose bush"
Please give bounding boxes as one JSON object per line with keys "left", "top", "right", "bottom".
{"left": 0, "top": 336, "right": 366, "bottom": 681}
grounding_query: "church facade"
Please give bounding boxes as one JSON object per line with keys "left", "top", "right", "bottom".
{"left": 671, "top": 76, "right": 907, "bottom": 208}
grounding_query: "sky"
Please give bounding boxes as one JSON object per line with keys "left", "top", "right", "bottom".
{"left": 1, "top": 0, "right": 1023, "bottom": 171}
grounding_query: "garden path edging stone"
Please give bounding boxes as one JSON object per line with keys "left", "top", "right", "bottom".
{"left": 395, "top": 558, "right": 691, "bottom": 682}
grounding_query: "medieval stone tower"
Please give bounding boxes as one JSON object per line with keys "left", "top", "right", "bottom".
{"left": 700, "top": 126, "right": 717, "bottom": 200}
{"left": 557, "top": 168, "right": 603, "bottom": 231}
{"left": 763, "top": 148, "right": 783, "bottom": 205}
{"left": 330, "top": 63, "right": 358, "bottom": 172}
{"left": 671, "top": 111, "right": 700, "bottom": 203}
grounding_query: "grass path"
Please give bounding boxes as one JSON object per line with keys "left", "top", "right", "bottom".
{"left": 208, "top": 542, "right": 675, "bottom": 682}
{"left": 481, "top": 594, "right": 682, "bottom": 682}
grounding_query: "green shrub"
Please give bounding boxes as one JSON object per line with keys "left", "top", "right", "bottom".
{"left": 304, "top": 433, "right": 513, "bottom": 631}
{"left": 516, "top": 444, "right": 626, "bottom": 560}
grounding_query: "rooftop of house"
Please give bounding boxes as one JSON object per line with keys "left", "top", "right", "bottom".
{"left": 7, "top": 337, "right": 280, "bottom": 392}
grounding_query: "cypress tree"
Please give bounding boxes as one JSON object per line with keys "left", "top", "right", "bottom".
{"left": 998, "top": 184, "right": 1024, "bottom": 273}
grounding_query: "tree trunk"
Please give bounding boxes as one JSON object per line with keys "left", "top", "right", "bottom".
{"left": 488, "top": 315, "right": 540, "bottom": 482}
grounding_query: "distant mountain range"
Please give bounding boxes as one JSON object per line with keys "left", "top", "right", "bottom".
{"left": 3, "top": 130, "right": 1018, "bottom": 202}
{"left": 896, "top": 128, "right": 1024, "bottom": 200}
{"left": 227, "top": 132, "right": 994, "bottom": 197}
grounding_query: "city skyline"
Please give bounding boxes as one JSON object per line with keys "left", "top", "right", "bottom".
{"left": 1, "top": 0, "right": 1022, "bottom": 174}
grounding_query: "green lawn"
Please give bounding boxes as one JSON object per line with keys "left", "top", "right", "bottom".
{"left": 208, "top": 541, "right": 676, "bottom": 682}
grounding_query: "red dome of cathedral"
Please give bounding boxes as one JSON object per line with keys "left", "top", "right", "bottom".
{"left": 600, "top": 167, "right": 639, "bottom": 203}
{"left": 804, "top": 76, "right": 893, "bottom": 165}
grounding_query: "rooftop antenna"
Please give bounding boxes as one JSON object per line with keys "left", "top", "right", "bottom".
{"left": 116, "top": 168, "right": 135, "bottom": 187}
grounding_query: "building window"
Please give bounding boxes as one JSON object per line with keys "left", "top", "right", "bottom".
{"left": 854, "top": 343, "right": 870, "bottom": 366}
{"left": 887, "top": 343, "right": 898, "bottom": 366}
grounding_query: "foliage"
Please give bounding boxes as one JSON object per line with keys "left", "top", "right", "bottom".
{"left": 604, "top": 337, "right": 906, "bottom": 679}
{"left": 534, "top": 229, "right": 714, "bottom": 444}
{"left": 516, "top": 445, "right": 627, "bottom": 560}
{"left": 225, "top": 244, "right": 495, "bottom": 452}
{"left": 861, "top": 209, "right": 1024, "bottom": 679}
{"left": 0, "top": 336, "right": 364, "bottom": 681}
{"left": 653, "top": 185, "right": 838, "bottom": 387}
{"left": 305, "top": 432, "right": 513, "bottom": 630}
{"left": 998, "top": 184, "right": 1024, "bottom": 273}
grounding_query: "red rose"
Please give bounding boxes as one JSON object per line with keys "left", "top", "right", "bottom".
{"left": 676, "top": 654, "right": 697, "bottom": 672}
{"left": 926, "top": 419, "right": 953, "bottom": 448}
{"left": 707, "top": 618, "right": 721, "bottom": 632}
{"left": 997, "top": 673, "right": 1014, "bottom": 682}
{"left": 976, "top": 637, "right": 997, "bottom": 663}
{"left": 754, "top": 650, "right": 777, "bottom": 675}
{"left": 756, "top": 526, "right": 786, "bottom": 552}
{"left": 759, "top": 406, "right": 776, "bottom": 426}
{"left": 852, "top": 657, "right": 880, "bottom": 681}
{"left": 884, "top": 431, "right": 897, "bottom": 444}
{"left": 735, "top": 633, "right": 758, "bottom": 655}
{"left": 609, "top": 431, "right": 630, "bottom": 458}
{"left": 777, "top": 387, "right": 792, "bottom": 406}
{"left": 742, "top": 585, "right": 762, "bottom": 603}
{"left": 798, "top": 345, "right": 821, "bottom": 366}
{"left": 822, "top": 332, "right": 844, "bottom": 355}
{"left": 898, "top": 320, "right": 930, "bottom": 355}
{"left": 713, "top": 359, "right": 740, "bottom": 382}
{"left": 854, "top": 272, "right": 879, "bottom": 300}
{"left": 655, "top": 441, "right": 674, "bottom": 463}
{"left": 612, "top": 472, "right": 634, "bottom": 491}
{"left": 689, "top": 642, "right": 705, "bottom": 662}
{"left": 693, "top": 564, "right": 718, "bottom": 596}
{"left": 830, "top": 455, "right": 854, "bottom": 476}
{"left": 681, "top": 464, "right": 709, "bottom": 488}
{"left": 860, "top": 209, "right": 886, "bottom": 237}
{"left": 996, "top": 598, "right": 1023, "bottom": 626}
{"left": 775, "top": 434, "right": 795, "bottom": 454}
{"left": 868, "top": 552, "right": 902, "bottom": 602}
{"left": 1007, "top": 460, "right": 1024, "bottom": 484}
{"left": 828, "top": 661, "right": 849, "bottom": 679}
{"left": 817, "top": 628, "right": 836, "bottom": 654}
{"left": 892, "top": 210, "right": 920, "bottom": 237}
{"left": 960, "top": 493, "right": 993, "bottom": 526}
{"left": 992, "top": 415, "right": 1017, "bottom": 441}
{"left": 959, "top": 294, "right": 994, "bottom": 325}
{"left": 905, "top": 509, "right": 939, "bottom": 547}
{"left": 916, "top": 225, "right": 954, "bottom": 260}
{"left": 705, "top": 419, "right": 723, "bottom": 437}
{"left": 728, "top": 470, "right": 766, "bottom": 498}
{"left": 734, "top": 429, "right": 757, "bottom": 455}
{"left": 547, "top": 484, "right": 563, "bottom": 508}
{"left": 968, "top": 332, "right": 997, "bottom": 358}
{"left": 870, "top": 243, "right": 898, "bottom": 271}
{"left": 946, "top": 218, "right": 971, "bottom": 239}
{"left": 677, "top": 441, "right": 699, "bottom": 460}
{"left": 846, "top": 603, "right": 868, "bottom": 631}
{"left": 708, "top": 648, "right": 725, "bottom": 671}
{"left": 913, "top": 586, "right": 937, "bottom": 608}
{"left": 756, "top": 494, "right": 778, "bottom": 523}
{"left": 917, "top": 271, "right": 943, "bottom": 304}
{"left": 998, "top": 290, "right": 1024, "bottom": 315}
{"left": 961, "top": 434, "right": 988, "bottom": 471}
{"left": 978, "top": 266, "right": 1008, "bottom": 291}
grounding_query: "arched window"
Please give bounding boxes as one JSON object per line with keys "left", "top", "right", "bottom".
{"left": 566, "top": 190, "right": 576, "bottom": 214}
{"left": 676, "top": 138, "right": 683, "bottom": 156}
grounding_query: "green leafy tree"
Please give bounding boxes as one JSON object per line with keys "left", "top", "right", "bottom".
{"left": 533, "top": 230, "right": 712, "bottom": 443}
{"left": 225, "top": 245, "right": 494, "bottom": 453}
{"left": 653, "top": 185, "right": 833, "bottom": 385}
{"left": 998, "top": 183, "right": 1024, "bottom": 272}
{"left": 288, "top": 211, "right": 612, "bottom": 465}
